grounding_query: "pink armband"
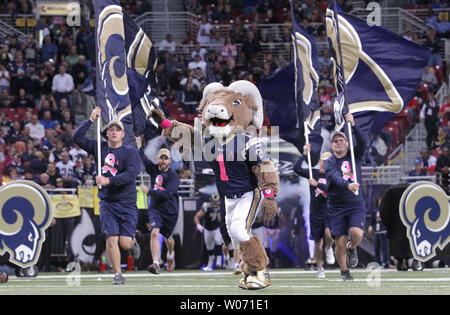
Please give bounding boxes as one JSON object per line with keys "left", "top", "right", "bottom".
{"left": 262, "top": 189, "right": 274, "bottom": 199}
{"left": 160, "top": 119, "right": 172, "bottom": 129}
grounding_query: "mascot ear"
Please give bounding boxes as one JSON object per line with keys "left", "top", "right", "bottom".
{"left": 200, "top": 82, "right": 224, "bottom": 113}
{"left": 202, "top": 82, "right": 224, "bottom": 99}
{"left": 228, "top": 80, "right": 263, "bottom": 129}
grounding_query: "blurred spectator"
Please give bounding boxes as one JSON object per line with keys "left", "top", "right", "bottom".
{"left": 221, "top": 37, "right": 237, "bottom": 62}
{"left": 438, "top": 95, "right": 450, "bottom": 126}
{"left": 188, "top": 55, "right": 207, "bottom": 72}
{"left": 22, "top": 140, "right": 35, "bottom": 163}
{"left": 49, "top": 140, "right": 65, "bottom": 164}
{"left": 8, "top": 36, "right": 21, "bottom": 58}
{"left": 0, "top": 63, "right": 11, "bottom": 94}
{"left": 0, "top": 45, "right": 13, "bottom": 65}
{"left": 182, "top": 76, "right": 200, "bottom": 114}
{"left": 425, "top": 28, "right": 442, "bottom": 67}
{"left": 403, "top": 29, "right": 414, "bottom": 41}
{"left": 46, "top": 162, "right": 59, "bottom": 187}
{"left": 2, "top": 167, "right": 18, "bottom": 184}
{"left": 318, "top": 49, "right": 333, "bottom": 71}
{"left": 418, "top": 147, "right": 437, "bottom": 175}
{"left": 40, "top": 110, "right": 59, "bottom": 130}
{"left": 71, "top": 55, "right": 89, "bottom": 88}
{"left": 26, "top": 114, "right": 46, "bottom": 144}
{"left": 210, "top": 31, "right": 225, "bottom": 53}
{"left": 319, "top": 65, "right": 333, "bottom": 88}
{"left": 65, "top": 46, "right": 80, "bottom": 70}
{"left": 52, "top": 65, "right": 74, "bottom": 106}
{"left": 242, "top": 31, "right": 260, "bottom": 66}
{"left": 191, "top": 42, "right": 208, "bottom": 61}
{"left": 435, "top": 145, "right": 450, "bottom": 193}
{"left": 408, "top": 158, "right": 429, "bottom": 182}
{"left": 197, "top": 14, "right": 212, "bottom": 45}
{"left": 216, "top": 0, "right": 231, "bottom": 21}
{"left": 159, "top": 34, "right": 177, "bottom": 54}
{"left": 7, "top": 121, "right": 23, "bottom": 144}
{"left": 433, "top": 126, "right": 449, "bottom": 151}
{"left": 36, "top": 172, "right": 55, "bottom": 189}
{"left": 426, "top": 9, "right": 439, "bottom": 27}
{"left": 56, "top": 151, "right": 76, "bottom": 188}
{"left": 69, "top": 143, "right": 88, "bottom": 164}
{"left": 180, "top": 32, "right": 194, "bottom": 56}
{"left": 264, "top": 53, "right": 278, "bottom": 74}
{"left": 436, "top": 12, "right": 450, "bottom": 37}
{"left": 244, "top": 0, "right": 260, "bottom": 16}
{"left": 0, "top": 89, "right": 13, "bottom": 108}
{"left": 318, "top": 86, "right": 331, "bottom": 106}
{"left": 13, "top": 88, "right": 33, "bottom": 108}
{"left": 30, "top": 151, "right": 48, "bottom": 175}
{"left": 7, "top": 153, "right": 25, "bottom": 176}
{"left": 9, "top": 52, "right": 29, "bottom": 95}
{"left": 421, "top": 66, "right": 438, "bottom": 92}
{"left": 420, "top": 92, "right": 440, "bottom": 150}
{"left": 41, "top": 35, "right": 58, "bottom": 63}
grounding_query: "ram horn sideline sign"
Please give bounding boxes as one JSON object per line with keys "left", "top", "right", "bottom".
{"left": 399, "top": 181, "right": 450, "bottom": 262}
{"left": 0, "top": 180, "right": 53, "bottom": 268}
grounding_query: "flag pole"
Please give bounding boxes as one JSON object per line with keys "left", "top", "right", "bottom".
{"left": 332, "top": 0, "right": 358, "bottom": 194}
{"left": 97, "top": 118, "right": 102, "bottom": 189}
{"left": 291, "top": 0, "right": 313, "bottom": 179}
{"left": 304, "top": 122, "right": 313, "bottom": 179}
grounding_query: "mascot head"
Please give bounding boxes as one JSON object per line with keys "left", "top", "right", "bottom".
{"left": 199, "top": 81, "right": 264, "bottom": 138}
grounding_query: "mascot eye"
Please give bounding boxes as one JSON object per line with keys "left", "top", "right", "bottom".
{"left": 28, "top": 232, "right": 34, "bottom": 242}
{"left": 232, "top": 99, "right": 241, "bottom": 106}
{"left": 416, "top": 229, "right": 421, "bottom": 238}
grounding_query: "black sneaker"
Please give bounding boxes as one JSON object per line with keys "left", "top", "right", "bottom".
{"left": 147, "top": 262, "right": 160, "bottom": 274}
{"left": 397, "top": 258, "right": 408, "bottom": 271}
{"left": 112, "top": 272, "right": 125, "bottom": 285}
{"left": 130, "top": 239, "right": 141, "bottom": 260}
{"left": 341, "top": 270, "right": 353, "bottom": 281}
{"left": 346, "top": 242, "right": 359, "bottom": 268}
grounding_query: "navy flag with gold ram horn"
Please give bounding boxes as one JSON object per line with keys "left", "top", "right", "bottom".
{"left": 291, "top": 5, "right": 323, "bottom": 165}
{"left": 326, "top": 0, "right": 431, "bottom": 139}
{"left": 95, "top": 0, "right": 159, "bottom": 146}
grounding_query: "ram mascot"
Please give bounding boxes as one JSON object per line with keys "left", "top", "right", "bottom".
{"left": 150, "top": 80, "right": 279, "bottom": 290}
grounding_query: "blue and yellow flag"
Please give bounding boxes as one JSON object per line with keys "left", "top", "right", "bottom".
{"left": 258, "top": 5, "right": 323, "bottom": 164}
{"left": 291, "top": 4, "right": 323, "bottom": 164}
{"left": 326, "top": 0, "right": 431, "bottom": 139}
{"left": 95, "top": 0, "right": 158, "bottom": 145}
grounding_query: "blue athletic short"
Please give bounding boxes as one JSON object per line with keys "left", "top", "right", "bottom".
{"left": 310, "top": 215, "right": 330, "bottom": 241}
{"left": 328, "top": 209, "right": 365, "bottom": 238}
{"left": 148, "top": 208, "right": 178, "bottom": 238}
{"left": 100, "top": 200, "right": 138, "bottom": 238}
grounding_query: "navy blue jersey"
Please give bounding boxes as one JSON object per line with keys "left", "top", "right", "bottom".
{"left": 72, "top": 120, "right": 140, "bottom": 203}
{"left": 293, "top": 155, "right": 329, "bottom": 219}
{"left": 325, "top": 125, "right": 367, "bottom": 214}
{"left": 204, "top": 134, "right": 268, "bottom": 196}
{"left": 201, "top": 202, "right": 222, "bottom": 231}
{"left": 140, "top": 149, "right": 180, "bottom": 215}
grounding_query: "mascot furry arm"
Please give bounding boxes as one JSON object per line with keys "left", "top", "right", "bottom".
{"left": 150, "top": 81, "right": 279, "bottom": 220}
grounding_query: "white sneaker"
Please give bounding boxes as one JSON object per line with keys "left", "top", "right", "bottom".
{"left": 316, "top": 267, "right": 326, "bottom": 278}
{"left": 325, "top": 247, "right": 335, "bottom": 265}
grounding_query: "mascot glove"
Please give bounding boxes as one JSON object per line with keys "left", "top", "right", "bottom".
{"left": 261, "top": 198, "right": 278, "bottom": 221}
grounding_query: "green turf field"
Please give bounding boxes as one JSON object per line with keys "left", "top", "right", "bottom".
{"left": 1, "top": 268, "right": 449, "bottom": 295}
